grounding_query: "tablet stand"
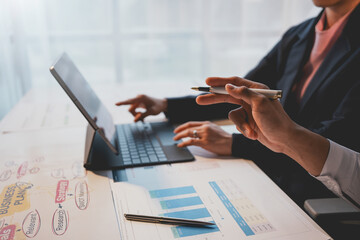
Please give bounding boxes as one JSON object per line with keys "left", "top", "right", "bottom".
{"left": 84, "top": 124, "right": 123, "bottom": 170}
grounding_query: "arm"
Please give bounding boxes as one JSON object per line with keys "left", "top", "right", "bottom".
{"left": 115, "top": 94, "right": 238, "bottom": 123}
{"left": 165, "top": 95, "right": 238, "bottom": 123}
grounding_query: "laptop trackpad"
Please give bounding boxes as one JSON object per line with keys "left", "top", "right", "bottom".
{"left": 150, "top": 122, "right": 178, "bottom": 145}
{"left": 151, "top": 122, "right": 194, "bottom": 161}
{"left": 157, "top": 130, "right": 178, "bottom": 145}
{"left": 162, "top": 145, "right": 194, "bottom": 161}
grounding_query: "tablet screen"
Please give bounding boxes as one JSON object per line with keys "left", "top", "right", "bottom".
{"left": 50, "top": 53, "right": 117, "bottom": 154}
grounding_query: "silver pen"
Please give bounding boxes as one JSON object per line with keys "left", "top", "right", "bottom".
{"left": 191, "top": 86, "right": 282, "bottom": 100}
{"left": 124, "top": 213, "right": 215, "bottom": 226}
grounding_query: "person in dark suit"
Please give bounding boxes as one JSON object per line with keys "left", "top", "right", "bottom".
{"left": 116, "top": 0, "right": 360, "bottom": 206}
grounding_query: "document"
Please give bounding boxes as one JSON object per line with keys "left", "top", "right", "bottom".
{"left": 110, "top": 147, "right": 331, "bottom": 240}
{"left": 0, "top": 128, "right": 121, "bottom": 240}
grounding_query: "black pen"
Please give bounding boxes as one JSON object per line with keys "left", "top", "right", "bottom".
{"left": 124, "top": 213, "right": 215, "bottom": 226}
{"left": 191, "top": 86, "right": 282, "bottom": 99}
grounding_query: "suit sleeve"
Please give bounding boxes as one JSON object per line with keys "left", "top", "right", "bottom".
{"left": 164, "top": 95, "right": 238, "bottom": 124}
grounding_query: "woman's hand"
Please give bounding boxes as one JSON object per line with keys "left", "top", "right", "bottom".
{"left": 115, "top": 95, "right": 167, "bottom": 122}
{"left": 173, "top": 121, "right": 232, "bottom": 156}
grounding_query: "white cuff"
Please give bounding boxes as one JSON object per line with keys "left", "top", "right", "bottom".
{"left": 315, "top": 140, "right": 360, "bottom": 204}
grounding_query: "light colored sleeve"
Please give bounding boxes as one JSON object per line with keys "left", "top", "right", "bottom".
{"left": 315, "top": 140, "right": 360, "bottom": 205}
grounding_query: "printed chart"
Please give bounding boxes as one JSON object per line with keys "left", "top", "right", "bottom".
{"left": 209, "top": 180, "right": 275, "bottom": 236}
{"left": 149, "top": 186, "right": 219, "bottom": 238}
{"left": 111, "top": 159, "right": 330, "bottom": 240}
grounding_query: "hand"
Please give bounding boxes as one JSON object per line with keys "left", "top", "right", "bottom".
{"left": 225, "top": 84, "right": 296, "bottom": 153}
{"left": 222, "top": 83, "right": 329, "bottom": 176}
{"left": 196, "top": 76, "right": 290, "bottom": 152}
{"left": 115, "top": 95, "right": 168, "bottom": 122}
{"left": 196, "top": 76, "right": 268, "bottom": 106}
{"left": 173, "top": 121, "right": 232, "bottom": 155}
{"left": 195, "top": 76, "right": 293, "bottom": 152}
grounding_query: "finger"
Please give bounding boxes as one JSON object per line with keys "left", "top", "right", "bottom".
{"left": 115, "top": 97, "right": 141, "bottom": 106}
{"left": 177, "top": 138, "right": 202, "bottom": 148}
{"left": 196, "top": 93, "right": 244, "bottom": 106}
{"left": 128, "top": 103, "right": 140, "bottom": 116}
{"left": 133, "top": 112, "right": 142, "bottom": 122}
{"left": 173, "top": 128, "right": 199, "bottom": 141}
{"left": 225, "top": 84, "right": 267, "bottom": 108}
{"left": 228, "top": 108, "right": 257, "bottom": 140}
{"left": 240, "top": 103, "right": 258, "bottom": 139}
{"left": 228, "top": 108, "right": 249, "bottom": 135}
{"left": 134, "top": 111, "right": 151, "bottom": 122}
{"left": 205, "top": 76, "right": 266, "bottom": 88}
{"left": 174, "top": 121, "right": 207, "bottom": 133}
{"left": 205, "top": 76, "right": 245, "bottom": 87}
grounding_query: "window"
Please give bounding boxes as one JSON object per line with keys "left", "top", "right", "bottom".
{"left": 0, "top": 0, "right": 319, "bottom": 120}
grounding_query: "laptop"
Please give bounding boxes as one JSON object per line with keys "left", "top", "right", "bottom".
{"left": 49, "top": 52, "right": 194, "bottom": 170}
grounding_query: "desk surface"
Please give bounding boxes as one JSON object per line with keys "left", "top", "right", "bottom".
{"left": 0, "top": 83, "right": 331, "bottom": 239}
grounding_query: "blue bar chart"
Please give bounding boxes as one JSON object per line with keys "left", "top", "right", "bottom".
{"left": 150, "top": 186, "right": 196, "bottom": 198}
{"left": 149, "top": 186, "right": 220, "bottom": 238}
{"left": 163, "top": 208, "right": 210, "bottom": 219}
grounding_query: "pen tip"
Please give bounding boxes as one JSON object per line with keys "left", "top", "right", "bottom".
{"left": 191, "top": 87, "right": 198, "bottom": 90}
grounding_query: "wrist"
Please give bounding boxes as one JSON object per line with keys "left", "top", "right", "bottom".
{"left": 280, "top": 124, "right": 304, "bottom": 158}
{"left": 281, "top": 124, "right": 329, "bottom": 176}
{"left": 217, "top": 133, "right": 232, "bottom": 156}
{"left": 224, "top": 133, "right": 233, "bottom": 155}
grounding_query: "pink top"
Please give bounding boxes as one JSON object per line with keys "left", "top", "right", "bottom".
{"left": 294, "top": 10, "right": 353, "bottom": 102}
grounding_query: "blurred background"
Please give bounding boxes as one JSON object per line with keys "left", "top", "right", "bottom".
{"left": 0, "top": 0, "right": 319, "bottom": 120}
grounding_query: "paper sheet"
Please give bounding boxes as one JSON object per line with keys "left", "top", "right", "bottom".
{"left": 0, "top": 128, "right": 120, "bottom": 240}
{"left": 110, "top": 147, "right": 331, "bottom": 240}
{"left": 0, "top": 102, "right": 86, "bottom": 133}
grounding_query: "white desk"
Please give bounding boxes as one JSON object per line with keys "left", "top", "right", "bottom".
{"left": 0, "top": 83, "right": 331, "bottom": 239}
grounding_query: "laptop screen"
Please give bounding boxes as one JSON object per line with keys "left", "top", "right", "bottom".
{"left": 50, "top": 53, "right": 117, "bottom": 153}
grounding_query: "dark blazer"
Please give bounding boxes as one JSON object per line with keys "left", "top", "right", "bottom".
{"left": 165, "top": 5, "right": 360, "bottom": 205}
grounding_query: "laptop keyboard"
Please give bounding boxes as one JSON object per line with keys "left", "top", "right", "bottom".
{"left": 117, "top": 122, "right": 168, "bottom": 166}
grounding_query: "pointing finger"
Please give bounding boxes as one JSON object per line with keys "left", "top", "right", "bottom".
{"left": 115, "top": 97, "right": 139, "bottom": 106}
